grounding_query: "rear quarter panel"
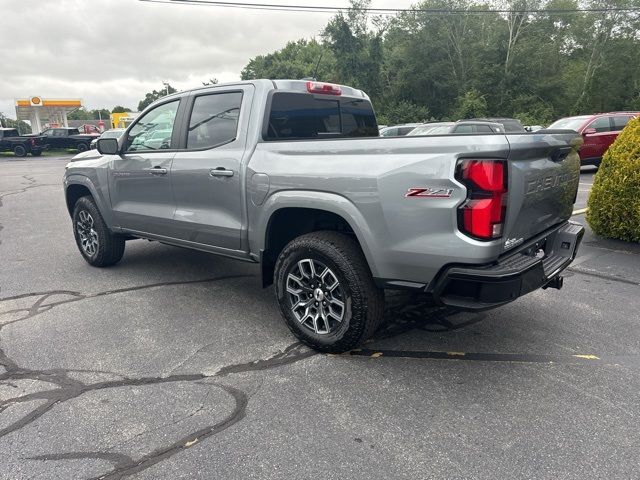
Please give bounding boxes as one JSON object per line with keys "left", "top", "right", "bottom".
{"left": 248, "top": 135, "right": 511, "bottom": 285}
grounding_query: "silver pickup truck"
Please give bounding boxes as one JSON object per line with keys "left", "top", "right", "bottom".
{"left": 64, "top": 79, "right": 584, "bottom": 352}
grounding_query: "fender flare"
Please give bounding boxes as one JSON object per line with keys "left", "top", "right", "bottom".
{"left": 254, "top": 190, "right": 380, "bottom": 278}
{"left": 64, "top": 174, "right": 115, "bottom": 229}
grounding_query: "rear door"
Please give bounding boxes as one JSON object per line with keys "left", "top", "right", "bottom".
{"left": 502, "top": 132, "right": 581, "bottom": 249}
{"left": 109, "top": 98, "right": 183, "bottom": 236}
{"left": 169, "top": 85, "right": 253, "bottom": 250}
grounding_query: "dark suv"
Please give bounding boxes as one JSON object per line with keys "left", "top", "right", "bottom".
{"left": 548, "top": 112, "right": 639, "bottom": 166}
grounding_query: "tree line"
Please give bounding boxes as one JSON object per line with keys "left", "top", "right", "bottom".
{"left": 241, "top": 0, "right": 640, "bottom": 125}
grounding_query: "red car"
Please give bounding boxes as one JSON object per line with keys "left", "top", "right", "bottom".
{"left": 548, "top": 112, "right": 639, "bottom": 166}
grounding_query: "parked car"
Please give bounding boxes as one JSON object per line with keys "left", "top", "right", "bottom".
{"left": 0, "top": 128, "right": 46, "bottom": 157}
{"left": 64, "top": 79, "right": 583, "bottom": 352}
{"left": 90, "top": 128, "right": 125, "bottom": 149}
{"left": 467, "top": 117, "right": 526, "bottom": 132}
{"left": 40, "top": 127, "right": 99, "bottom": 152}
{"left": 408, "top": 120, "right": 504, "bottom": 136}
{"left": 547, "top": 112, "right": 639, "bottom": 166}
{"left": 379, "top": 123, "right": 421, "bottom": 136}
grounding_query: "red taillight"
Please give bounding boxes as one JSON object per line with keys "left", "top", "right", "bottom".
{"left": 306, "top": 81, "right": 342, "bottom": 96}
{"left": 457, "top": 159, "right": 507, "bottom": 240}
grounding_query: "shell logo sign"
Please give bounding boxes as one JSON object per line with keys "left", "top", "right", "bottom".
{"left": 30, "top": 96, "right": 42, "bottom": 106}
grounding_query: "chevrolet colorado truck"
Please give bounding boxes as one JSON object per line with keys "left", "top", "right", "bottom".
{"left": 63, "top": 79, "right": 584, "bottom": 352}
{"left": 0, "top": 128, "right": 45, "bottom": 156}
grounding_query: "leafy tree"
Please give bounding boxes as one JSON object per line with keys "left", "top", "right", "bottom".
{"left": 454, "top": 89, "right": 488, "bottom": 119}
{"left": 241, "top": 39, "right": 336, "bottom": 81}
{"left": 137, "top": 84, "right": 178, "bottom": 111}
{"left": 0, "top": 113, "right": 31, "bottom": 134}
{"left": 68, "top": 108, "right": 111, "bottom": 120}
{"left": 112, "top": 106, "right": 132, "bottom": 113}
{"left": 240, "top": 0, "right": 640, "bottom": 124}
{"left": 202, "top": 78, "right": 219, "bottom": 86}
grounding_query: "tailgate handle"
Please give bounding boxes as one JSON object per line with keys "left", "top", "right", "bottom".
{"left": 551, "top": 146, "right": 572, "bottom": 163}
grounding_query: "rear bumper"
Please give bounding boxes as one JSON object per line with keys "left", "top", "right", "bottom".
{"left": 430, "top": 221, "right": 584, "bottom": 311}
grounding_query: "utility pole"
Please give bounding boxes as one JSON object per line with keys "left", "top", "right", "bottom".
{"left": 162, "top": 81, "right": 170, "bottom": 96}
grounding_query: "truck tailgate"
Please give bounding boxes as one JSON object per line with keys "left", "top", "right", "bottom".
{"left": 502, "top": 132, "right": 582, "bottom": 251}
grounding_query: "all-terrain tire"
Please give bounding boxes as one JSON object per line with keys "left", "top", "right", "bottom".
{"left": 72, "top": 196, "right": 125, "bottom": 267}
{"left": 77, "top": 143, "right": 89, "bottom": 152}
{"left": 274, "top": 231, "right": 384, "bottom": 353}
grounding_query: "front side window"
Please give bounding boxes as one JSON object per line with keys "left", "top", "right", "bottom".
{"left": 187, "top": 92, "right": 242, "bottom": 149}
{"left": 53, "top": 129, "right": 66, "bottom": 137}
{"left": 587, "top": 117, "right": 611, "bottom": 133}
{"left": 126, "top": 100, "right": 179, "bottom": 152}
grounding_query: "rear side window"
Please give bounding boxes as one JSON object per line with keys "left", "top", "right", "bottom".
{"left": 265, "top": 92, "right": 377, "bottom": 140}
{"left": 475, "top": 125, "right": 493, "bottom": 133}
{"left": 187, "top": 92, "right": 242, "bottom": 149}
{"left": 611, "top": 115, "right": 633, "bottom": 131}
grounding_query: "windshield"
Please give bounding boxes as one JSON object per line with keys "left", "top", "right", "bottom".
{"left": 407, "top": 123, "right": 454, "bottom": 136}
{"left": 548, "top": 116, "right": 591, "bottom": 131}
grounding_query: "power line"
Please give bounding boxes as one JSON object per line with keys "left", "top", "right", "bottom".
{"left": 140, "top": 0, "right": 640, "bottom": 15}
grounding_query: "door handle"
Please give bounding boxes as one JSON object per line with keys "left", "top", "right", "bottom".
{"left": 144, "top": 167, "right": 168, "bottom": 175}
{"left": 209, "top": 167, "right": 234, "bottom": 177}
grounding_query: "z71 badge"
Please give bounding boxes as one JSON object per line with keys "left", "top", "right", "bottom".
{"left": 405, "top": 187, "right": 454, "bottom": 198}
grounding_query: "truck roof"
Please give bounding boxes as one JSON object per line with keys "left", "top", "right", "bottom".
{"left": 161, "top": 79, "right": 369, "bottom": 102}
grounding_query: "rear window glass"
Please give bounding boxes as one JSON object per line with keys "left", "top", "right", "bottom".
{"left": 265, "top": 92, "right": 377, "bottom": 140}
{"left": 187, "top": 92, "right": 242, "bottom": 149}
{"left": 611, "top": 115, "right": 633, "bottom": 131}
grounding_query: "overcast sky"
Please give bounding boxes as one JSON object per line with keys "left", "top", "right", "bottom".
{"left": 0, "top": 0, "right": 412, "bottom": 118}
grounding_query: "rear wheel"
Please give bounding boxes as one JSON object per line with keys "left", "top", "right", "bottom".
{"left": 77, "top": 143, "right": 89, "bottom": 152}
{"left": 72, "top": 196, "right": 125, "bottom": 267}
{"left": 274, "top": 231, "right": 384, "bottom": 353}
{"left": 13, "top": 145, "right": 26, "bottom": 157}
{"left": 30, "top": 149, "right": 42, "bottom": 157}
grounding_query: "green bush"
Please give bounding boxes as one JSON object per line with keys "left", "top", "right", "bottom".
{"left": 587, "top": 117, "right": 640, "bottom": 242}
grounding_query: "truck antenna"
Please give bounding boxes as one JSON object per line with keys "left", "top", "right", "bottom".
{"left": 312, "top": 52, "right": 324, "bottom": 81}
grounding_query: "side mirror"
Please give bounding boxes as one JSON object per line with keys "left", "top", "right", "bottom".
{"left": 583, "top": 128, "right": 597, "bottom": 135}
{"left": 97, "top": 138, "right": 119, "bottom": 155}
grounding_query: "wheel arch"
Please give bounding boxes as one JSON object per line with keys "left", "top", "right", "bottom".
{"left": 65, "top": 175, "right": 114, "bottom": 229}
{"left": 257, "top": 192, "right": 378, "bottom": 287}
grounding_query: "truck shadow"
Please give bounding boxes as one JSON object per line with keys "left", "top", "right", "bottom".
{"left": 374, "top": 291, "right": 487, "bottom": 341}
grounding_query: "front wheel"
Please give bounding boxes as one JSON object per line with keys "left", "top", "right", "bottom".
{"left": 72, "top": 196, "right": 125, "bottom": 267}
{"left": 77, "top": 143, "right": 89, "bottom": 152}
{"left": 274, "top": 231, "right": 384, "bottom": 353}
{"left": 30, "top": 149, "right": 42, "bottom": 157}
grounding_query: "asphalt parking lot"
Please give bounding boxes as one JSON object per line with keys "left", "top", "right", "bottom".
{"left": 1, "top": 156, "right": 639, "bottom": 479}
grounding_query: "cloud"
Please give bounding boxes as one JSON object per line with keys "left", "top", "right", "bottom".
{"left": 1, "top": 0, "right": 409, "bottom": 118}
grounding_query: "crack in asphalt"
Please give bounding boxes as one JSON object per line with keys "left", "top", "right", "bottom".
{"left": 0, "top": 275, "right": 315, "bottom": 478}
{"left": 567, "top": 266, "right": 640, "bottom": 286}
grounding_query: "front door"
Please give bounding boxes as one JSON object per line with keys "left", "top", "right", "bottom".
{"left": 170, "top": 86, "right": 253, "bottom": 250}
{"left": 109, "top": 99, "right": 182, "bottom": 237}
{"left": 581, "top": 116, "right": 613, "bottom": 161}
